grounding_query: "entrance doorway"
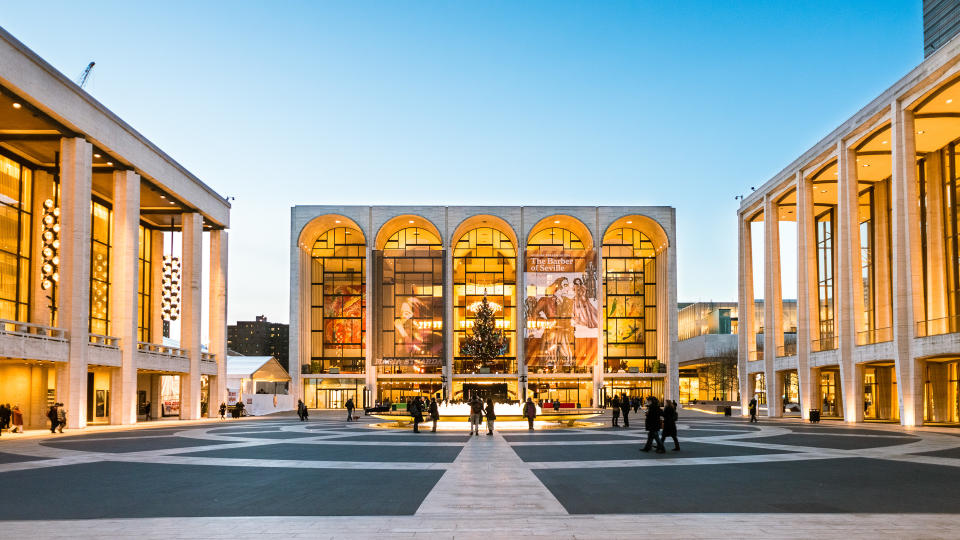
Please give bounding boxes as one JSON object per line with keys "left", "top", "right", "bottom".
{"left": 925, "top": 359, "right": 959, "bottom": 424}
{"left": 819, "top": 368, "right": 843, "bottom": 418}
{"left": 460, "top": 383, "right": 509, "bottom": 402}
{"left": 864, "top": 363, "right": 898, "bottom": 421}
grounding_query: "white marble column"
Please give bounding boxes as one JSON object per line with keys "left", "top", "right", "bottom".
{"left": 837, "top": 141, "right": 865, "bottom": 423}
{"left": 208, "top": 229, "right": 228, "bottom": 416}
{"left": 364, "top": 245, "right": 375, "bottom": 404}
{"left": 179, "top": 213, "right": 203, "bottom": 419}
{"left": 109, "top": 170, "right": 140, "bottom": 425}
{"left": 763, "top": 195, "right": 783, "bottom": 417}
{"left": 796, "top": 171, "right": 818, "bottom": 420}
{"left": 58, "top": 137, "right": 92, "bottom": 429}
{"left": 737, "top": 213, "right": 755, "bottom": 416}
{"left": 891, "top": 103, "right": 926, "bottom": 426}
{"left": 444, "top": 237, "right": 454, "bottom": 401}
{"left": 517, "top": 233, "right": 528, "bottom": 402}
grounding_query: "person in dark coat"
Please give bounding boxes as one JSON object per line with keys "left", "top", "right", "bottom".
{"left": 484, "top": 398, "right": 497, "bottom": 435}
{"left": 469, "top": 397, "right": 483, "bottom": 435}
{"left": 410, "top": 397, "right": 424, "bottom": 433}
{"left": 662, "top": 400, "right": 680, "bottom": 451}
{"left": 218, "top": 402, "right": 226, "bottom": 420}
{"left": 610, "top": 395, "right": 621, "bottom": 427}
{"left": 748, "top": 398, "right": 758, "bottom": 423}
{"left": 523, "top": 397, "right": 537, "bottom": 430}
{"left": 0, "top": 403, "right": 10, "bottom": 431}
{"left": 640, "top": 397, "right": 665, "bottom": 453}
{"left": 429, "top": 397, "right": 440, "bottom": 432}
{"left": 345, "top": 397, "right": 355, "bottom": 422}
{"left": 553, "top": 399, "right": 561, "bottom": 412}
{"left": 144, "top": 401, "right": 152, "bottom": 421}
{"left": 620, "top": 393, "right": 631, "bottom": 428}
{"left": 56, "top": 403, "right": 66, "bottom": 433}
{"left": 47, "top": 404, "right": 58, "bottom": 433}
{"left": 632, "top": 396, "right": 640, "bottom": 414}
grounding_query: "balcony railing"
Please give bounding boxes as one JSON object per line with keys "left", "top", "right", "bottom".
{"left": 811, "top": 336, "right": 837, "bottom": 352}
{"left": 454, "top": 359, "right": 517, "bottom": 374}
{"left": 748, "top": 350, "right": 763, "bottom": 361}
{"left": 0, "top": 319, "right": 67, "bottom": 340}
{"left": 916, "top": 316, "right": 960, "bottom": 338}
{"left": 303, "top": 361, "right": 365, "bottom": 375}
{"left": 201, "top": 352, "right": 216, "bottom": 362}
{"left": 856, "top": 326, "right": 893, "bottom": 345}
{"left": 89, "top": 333, "right": 120, "bottom": 348}
{"left": 776, "top": 343, "right": 797, "bottom": 357}
{"left": 137, "top": 341, "right": 187, "bottom": 357}
{"left": 604, "top": 360, "right": 666, "bottom": 374}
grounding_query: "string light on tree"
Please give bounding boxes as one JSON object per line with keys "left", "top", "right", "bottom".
{"left": 459, "top": 296, "right": 507, "bottom": 371}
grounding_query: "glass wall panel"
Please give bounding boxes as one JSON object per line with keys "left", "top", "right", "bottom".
{"left": 137, "top": 225, "right": 152, "bottom": 342}
{"left": 89, "top": 200, "right": 111, "bottom": 335}
{"left": 924, "top": 359, "right": 959, "bottom": 424}
{"left": 863, "top": 364, "right": 898, "bottom": 421}
{"left": 859, "top": 187, "right": 875, "bottom": 335}
{"left": 310, "top": 227, "right": 365, "bottom": 374}
{"left": 602, "top": 227, "right": 657, "bottom": 373}
{"left": 375, "top": 227, "right": 443, "bottom": 374}
{"left": 524, "top": 227, "right": 597, "bottom": 374}
{"left": 0, "top": 155, "right": 31, "bottom": 322}
{"left": 816, "top": 208, "right": 836, "bottom": 350}
{"left": 453, "top": 227, "right": 516, "bottom": 374}
{"left": 819, "top": 368, "right": 843, "bottom": 417}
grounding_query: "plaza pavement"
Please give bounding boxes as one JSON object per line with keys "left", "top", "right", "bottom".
{"left": 1, "top": 408, "right": 959, "bottom": 538}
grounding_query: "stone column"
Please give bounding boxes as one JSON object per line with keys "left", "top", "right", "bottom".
{"left": 150, "top": 230, "right": 164, "bottom": 342}
{"left": 796, "top": 171, "right": 819, "bottom": 420}
{"left": 58, "top": 137, "right": 92, "bottom": 429}
{"left": 737, "top": 213, "right": 755, "bottom": 416}
{"left": 923, "top": 153, "right": 947, "bottom": 329}
{"left": 873, "top": 179, "right": 894, "bottom": 334}
{"left": 665, "top": 233, "right": 680, "bottom": 404}
{"left": 179, "top": 213, "right": 203, "bottom": 419}
{"left": 443, "top": 237, "right": 454, "bottom": 401}
{"left": 837, "top": 141, "right": 865, "bottom": 423}
{"left": 763, "top": 196, "right": 783, "bottom": 417}
{"left": 891, "top": 103, "right": 926, "bottom": 426}
{"left": 109, "top": 170, "right": 140, "bottom": 425}
{"left": 208, "top": 229, "right": 228, "bottom": 416}
{"left": 29, "top": 365, "right": 48, "bottom": 428}
{"left": 593, "top": 241, "right": 605, "bottom": 405}
{"left": 517, "top": 231, "right": 528, "bottom": 401}
{"left": 364, "top": 245, "right": 375, "bottom": 404}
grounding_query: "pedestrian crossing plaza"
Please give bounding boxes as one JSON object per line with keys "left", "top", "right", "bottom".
{"left": 2, "top": 409, "right": 960, "bottom": 538}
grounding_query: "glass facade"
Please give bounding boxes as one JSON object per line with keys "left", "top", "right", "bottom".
{"left": 310, "top": 227, "right": 365, "bottom": 374}
{"left": 602, "top": 227, "right": 657, "bottom": 373}
{"left": 815, "top": 208, "right": 836, "bottom": 350}
{"left": 303, "top": 377, "right": 365, "bottom": 408}
{"left": 0, "top": 154, "right": 32, "bottom": 322}
{"left": 453, "top": 227, "right": 516, "bottom": 374}
{"left": 137, "top": 225, "right": 152, "bottom": 342}
{"left": 375, "top": 227, "right": 443, "bottom": 374}
{"left": 859, "top": 187, "right": 875, "bottom": 335}
{"left": 924, "top": 359, "right": 959, "bottom": 424}
{"left": 89, "top": 200, "right": 111, "bottom": 335}
{"left": 819, "top": 368, "right": 843, "bottom": 417}
{"left": 864, "top": 364, "right": 898, "bottom": 421}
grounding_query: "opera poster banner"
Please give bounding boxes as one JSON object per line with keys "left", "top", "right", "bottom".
{"left": 524, "top": 249, "right": 599, "bottom": 368}
{"left": 323, "top": 284, "right": 364, "bottom": 348}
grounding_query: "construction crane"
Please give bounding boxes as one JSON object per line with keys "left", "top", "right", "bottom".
{"left": 76, "top": 61, "right": 95, "bottom": 88}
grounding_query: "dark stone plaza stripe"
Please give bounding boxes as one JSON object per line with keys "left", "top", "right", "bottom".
{"left": 0, "top": 451, "right": 50, "bottom": 464}
{"left": 510, "top": 442, "right": 794, "bottom": 462}
{"left": 534, "top": 458, "right": 960, "bottom": 514}
{"left": 745, "top": 434, "right": 914, "bottom": 450}
{"left": 0, "top": 461, "right": 443, "bottom": 519}
{"left": 180, "top": 441, "right": 465, "bottom": 462}
{"left": 40, "top": 437, "right": 234, "bottom": 453}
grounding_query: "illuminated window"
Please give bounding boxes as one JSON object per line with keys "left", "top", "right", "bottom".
{"left": 310, "top": 227, "right": 365, "bottom": 374}
{"left": 375, "top": 227, "right": 443, "bottom": 375}
{"left": 602, "top": 227, "right": 657, "bottom": 373}
{"left": 0, "top": 155, "right": 32, "bottom": 322}
{"left": 89, "top": 200, "right": 111, "bottom": 335}
{"left": 453, "top": 227, "right": 516, "bottom": 373}
{"left": 816, "top": 207, "right": 835, "bottom": 350}
{"left": 859, "top": 187, "right": 875, "bottom": 336}
{"left": 137, "top": 225, "right": 152, "bottom": 342}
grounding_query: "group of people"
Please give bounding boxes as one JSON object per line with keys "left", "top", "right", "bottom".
{"left": 609, "top": 394, "right": 644, "bottom": 427}
{"left": 217, "top": 401, "right": 245, "bottom": 419}
{"left": 0, "top": 403, "right": 24, "bottom": 435}
{"left": 637, "top": 396, "right": 680, "bottom": 454}
{"left": 45, "top": 403, "right": 67, "bottom": 433}
{"left": 296, "top": 399, "right": 310, "bottom": 421}
{"left": 406, "top": 396, "right": 440, "bottom": 433}
{"left": 467, "top": 396, "right": 498, "bottom": 435}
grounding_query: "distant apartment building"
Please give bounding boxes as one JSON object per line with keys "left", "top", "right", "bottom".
{"left": 228, "top": 316, "right": 290, "bottom": 369}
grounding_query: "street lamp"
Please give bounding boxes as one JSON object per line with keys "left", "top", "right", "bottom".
{"left": 440, "top": 374, "right": 447, "bottom": 402}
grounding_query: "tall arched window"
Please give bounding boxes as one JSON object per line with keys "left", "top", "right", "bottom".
{"left": 525, "top": 225, "right": 597, "bottom": 375}
{"left": 453, "top": 227, "right": 516, "bottom": 373}
{"left": 602, "top": 227, "right": 657, "bottom": 373}
{"left": 310, "top": 227, "right": 365, "bottom": 373}
{"left": 376, "top": 227, "right": 443, "bottom": 374}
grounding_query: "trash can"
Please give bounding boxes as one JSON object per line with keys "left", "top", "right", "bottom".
{"left": 809, "top": 409, "right": 820, "bottom": 423}
{"left": 724, "top": 406, "right": 732, "bottom": 417}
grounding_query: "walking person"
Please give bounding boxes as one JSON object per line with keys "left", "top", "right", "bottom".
{"left": 523, "top": 397, "right": 537, "bottom": 430}
{"left": 218, "top": 402, "right": 227, "bottom": 420}
{"left": 296, "top": 399, "right": 305, "bottom": 421}
{"left": 632, "top": 396, "right": 640, "bottom": 414}
{"left": 56, "top": 403, "right": 66, "bottom": 433}
{"left": 663, "top": 400, "right": 680, "bottom": 451}
{"left": 429, "top": 397, "right": 440, "bottom": 432}
{"left": 640, "top": 397, "right": 665, "bottom": 453}
{"left": 620, "top": 393, "right": 631, "bottom": 428}
{"left": 469, "top": 396, "right": 483, "bottom": 435}
{"left": 611, "top": 394, "right": 621, "bottom": 427}
{"left": 0, "top": 403, "right": 10, "bottom": 432}
{"left": 484, "top": 398, "right": 496, "bottom": 436}
{"left": 47, "top": 404, "right": 58, "bottom": 433}
{"left": 410, "top": 396, "right": 424, "bottom": 433}
{"left": 11, "top": 405, "right": 23, "bottom": 433}
{"left": 748, "top": 397, "right": 758, "bottom": 423}
{"left": 345, "top": 397, "right": 355, "bottom": 422}
{"left": 144, "top": 401, "right": 152, "bottom": 421}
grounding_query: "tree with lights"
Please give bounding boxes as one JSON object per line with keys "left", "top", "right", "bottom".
{"left": 459, "top": 296, "right": 507, "bottom": 370}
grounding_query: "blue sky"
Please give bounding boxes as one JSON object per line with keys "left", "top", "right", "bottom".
{"left": 1, "top": 1, "right": 921, "bottom": 323}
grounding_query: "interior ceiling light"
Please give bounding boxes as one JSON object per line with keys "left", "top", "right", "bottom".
{"left": 862, "top": 163, "right": 870, "bottom": 167}
{"left": 93, "top": 153, "right": 101, "bottom": 158}
{"left": 881, "top": 140, "right": 888, "bottom": 144}
{"left": 408, "top": 220, "right": 414, "bottom": 224}
{"left": 11, "top": 103, "right": 21, "bottom": 109}
{"left": 918, "top": 130, "right": 925, "bottom": 134}
{"left": 626, "top": 220, "right": 632, "bottom": 224}
{"left": 160, "top": 195, "right": 166, "bottom": 199}
{"left": 821, "top": 189, "right": 828, "bottom": 193}
{"left": 948, "top": 99, "right": 954, "bottom": 104}
{"left": 335, "top": 219, "right": 341, "bottom": 223}
{"left": 553, "top": 220, "right": 560, "bottom": 224}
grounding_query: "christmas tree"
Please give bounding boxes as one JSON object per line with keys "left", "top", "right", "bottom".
{"left": 459, "top": 296, "right": 507, "bottom": 370}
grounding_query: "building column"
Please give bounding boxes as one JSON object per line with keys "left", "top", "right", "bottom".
{"left": 443, "top": 240, "right": 454, "bottom": 401}
{"left": 763, "top": 195, "right": 783, "bottom": 417}
{"left": 29, "top": 365, "right": 48, "bottom": 428}
{"left": 891, "top": 103, "right": 926, "bottom": 426}
{"left": 837, "top": 141, "right": 865, "bottom": 423}
{"left": 364, "top": 246, "right": 375, "bottom": 404}
{"left": 923, "top": 153, "right": 947, "bottom": 328}
{"left": 517, "top": 234, "right": 528, "bottom": 402}
{"left": 737, "top": 213, "right": 755, "bottom": 416}
{"left": 109, "top": 170, "right": 140, "bottom": 425}
{"left": 179, "top": 213, "right": 203, "bottom": 419}
{"left": 874, "top": 179, "right": 894, "bottom": 333}
{"left": 59, "top": 137, "right": 92, "bottom": 429}
{"left": 796, "top": 171, "right": 818, "bottom": 420}
{"left": 208, "top": 229, "right": 228, "bottom": 416}
{"left": 593, "top": 245, "right": 605, "bottom": 405}
{"left": 665, "top": 234, "right": 680, "bottom": 403}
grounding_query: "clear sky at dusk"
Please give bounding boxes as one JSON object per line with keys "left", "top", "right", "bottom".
{"left": 1, "top": 1, "right": 922, "bottom": 325}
